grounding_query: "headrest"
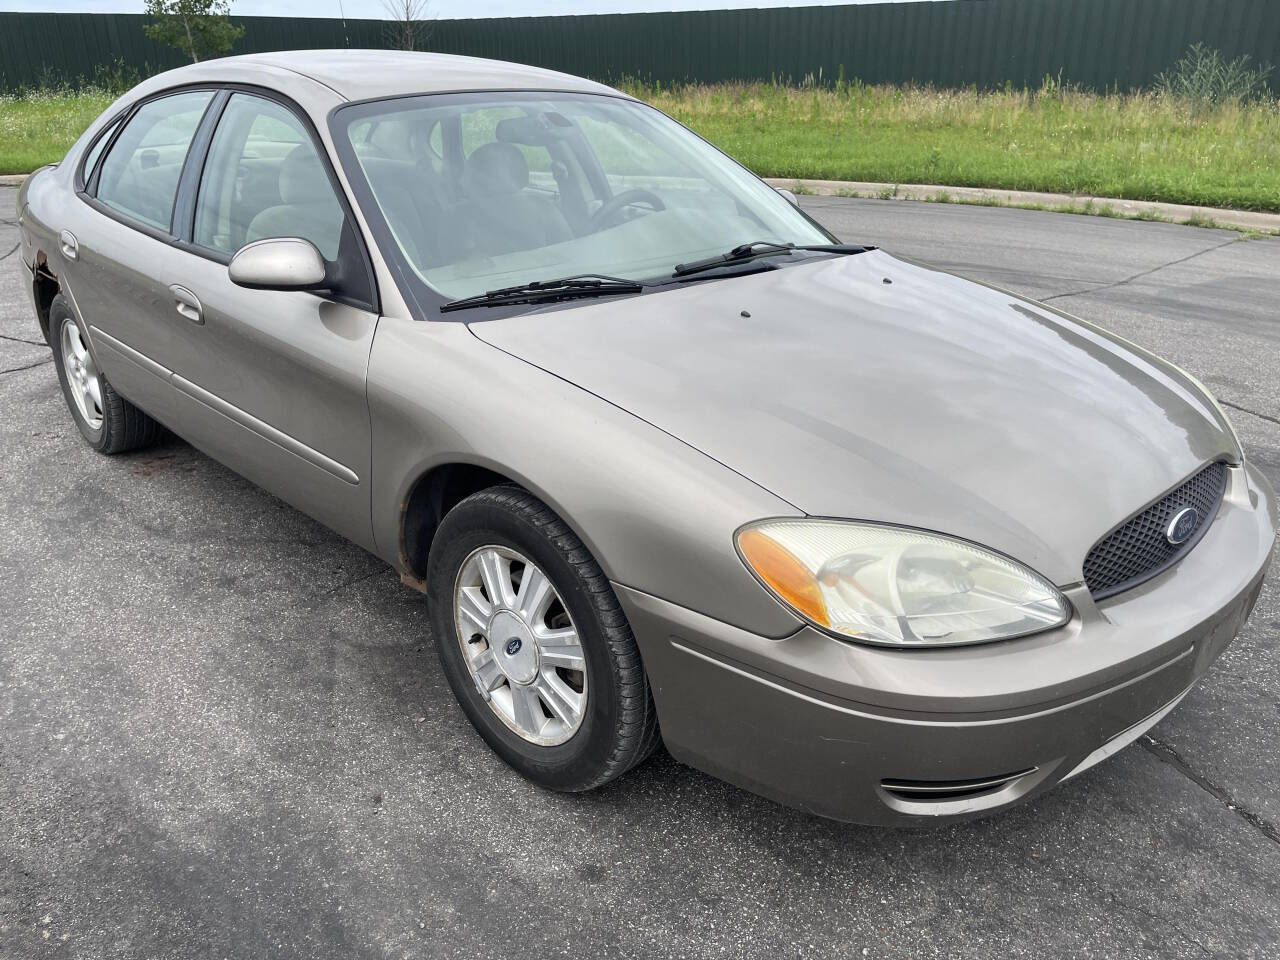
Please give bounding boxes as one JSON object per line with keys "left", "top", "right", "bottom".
{"left": 279, "top": 144, "right": 331, "bottom": 205}
{"left": 495, "top": 111, "right": 573, "bottom": 146}
{"left": 462, "top": 142, "right": 529, "bottom": 198}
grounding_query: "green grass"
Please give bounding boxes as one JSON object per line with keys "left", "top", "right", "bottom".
{"left": 624, "top": 80, "right": 1280, "bottom": 213}
{"left": 5, "top": 81, "right": 1280, "bottom": 215}
{"left": 0, "top": 89, "right": 113, "bottom": 175}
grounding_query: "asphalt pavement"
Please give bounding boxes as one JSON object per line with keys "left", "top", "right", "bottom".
{"left": 2, "top": 185, "right": 1279, "bottom": 959}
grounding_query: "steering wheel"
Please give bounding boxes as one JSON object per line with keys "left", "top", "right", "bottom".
{"left": 591, "top": 189, "right": 666, "bottom": 230}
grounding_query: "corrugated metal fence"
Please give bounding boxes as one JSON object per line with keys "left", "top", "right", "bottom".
{"left": 2, "top": 1, "right": 1279, "bottom": 93}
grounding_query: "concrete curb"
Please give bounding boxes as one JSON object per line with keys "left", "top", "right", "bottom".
{"left": 0, "top": 175, "right": 27, "bottom": 186}
{"left": 765, "top": 177, "right": 1280, "bottom": 234}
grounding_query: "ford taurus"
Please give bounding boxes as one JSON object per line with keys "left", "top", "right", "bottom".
{"left": 15, "top": 51, "right": 1275, "bottom": 824}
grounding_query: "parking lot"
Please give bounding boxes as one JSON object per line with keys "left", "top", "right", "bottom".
{"left": 2, "top": 183, "right": 1278, "bottom": 958}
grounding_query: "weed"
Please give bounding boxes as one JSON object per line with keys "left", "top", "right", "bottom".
{"left": 0, "top": 89, "right": 114, "bottom": 174}
{"left": 1155, "top": 43, "right": 1273, "bottom": 109}
{"left": 1180, "top": 212, "right": 1222, "bottom": 229}
{"left": 620, "top": 78, "right": 1280, "bottom": 212}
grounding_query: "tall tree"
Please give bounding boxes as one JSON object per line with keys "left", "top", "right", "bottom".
{"left": 143, "top": 0, "right": 244, "bottom": 64}
{"left": 381, "top": 0, "right": 432, "bottom": 52}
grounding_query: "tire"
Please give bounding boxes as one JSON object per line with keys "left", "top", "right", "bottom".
{"left": 49, "top": 294, "right": 162, "bottom": 455}
{"left": 427, "top": 485, "right": 660, "bottom": 792}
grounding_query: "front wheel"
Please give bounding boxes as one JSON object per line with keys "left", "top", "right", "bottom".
{"left": 427, "top": 486, "right": 659, "bottom": 791}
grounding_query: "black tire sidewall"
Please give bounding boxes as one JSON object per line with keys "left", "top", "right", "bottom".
{"left": 427, "top": 493, "right": 631, "bottom": 791}
{"left": 48, "top": 297, "right": 107, "bottom": 450}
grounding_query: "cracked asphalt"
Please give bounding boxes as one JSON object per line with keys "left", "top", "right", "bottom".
{"left": 2, "top": 185, "right": 1279, "bottom": 959}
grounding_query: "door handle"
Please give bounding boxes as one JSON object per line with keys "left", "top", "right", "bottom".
{"left": 169, "top": 284, "right": 203, "bottom": 325}
{"left": 59, "top": 230, "right": 79, "bottom": 261}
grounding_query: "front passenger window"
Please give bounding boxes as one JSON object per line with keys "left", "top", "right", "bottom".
{"left": 194, "top": 93, "right": 345, "bottom": 260}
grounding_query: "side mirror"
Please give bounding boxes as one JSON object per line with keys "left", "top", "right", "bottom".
{"left": 775, "top": 187, "right": 800, "bottom": 206}
{"left": 228, "top": 237, "right": 326, "bottom": 290}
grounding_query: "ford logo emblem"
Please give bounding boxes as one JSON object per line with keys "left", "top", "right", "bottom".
{"left": 504, "top": 637, "right": 523, "bottom": 656}
{"left": 1166, "top": 507, "right": 1201, "bottom": 546}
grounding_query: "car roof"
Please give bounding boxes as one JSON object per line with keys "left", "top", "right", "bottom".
{"left": 148, "top": 49, "right": 624, "bottom": 103}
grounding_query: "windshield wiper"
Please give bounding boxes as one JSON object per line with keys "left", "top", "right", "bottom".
{"left": 672, "top": 240, "right": 870, "bottom": 278}
{"left": 440, "top": 274, "right": 646, "bottom": 313}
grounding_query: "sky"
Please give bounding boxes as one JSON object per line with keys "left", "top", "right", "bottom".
{"left": 0, "top": 0, "right": 944, "bottom": 18}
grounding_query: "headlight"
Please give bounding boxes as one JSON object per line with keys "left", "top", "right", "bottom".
{"left": 737, "top": 520, "right": 1070, "bottom": 648}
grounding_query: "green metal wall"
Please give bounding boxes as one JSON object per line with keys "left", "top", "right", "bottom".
{"left": 3, "top": 1, "right": 1279, "bottom": 93}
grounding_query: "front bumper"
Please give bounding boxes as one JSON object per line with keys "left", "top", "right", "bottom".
{"left": 617, "top": 462, "right": 1276, "bottom": 826}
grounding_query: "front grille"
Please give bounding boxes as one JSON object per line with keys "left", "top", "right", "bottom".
{"left": 1083, "top": 461, "right": 1228, "bottom": 600}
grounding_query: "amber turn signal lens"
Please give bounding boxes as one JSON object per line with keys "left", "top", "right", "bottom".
{"left": 737, "top": 527, "right": 830, "bottom": 626}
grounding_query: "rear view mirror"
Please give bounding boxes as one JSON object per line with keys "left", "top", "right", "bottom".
{"left": 228, "top": 237, "right": 326, "bottom": 290}
{"left": 775, "top": 187, "right": 800, "bottom": 206}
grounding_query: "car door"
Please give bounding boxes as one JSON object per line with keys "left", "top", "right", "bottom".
{"left": 64, "top": 88, "right": 219, "bottom": 421}
{"left": 158, "top": 90, "right": 381, "bottom": 551}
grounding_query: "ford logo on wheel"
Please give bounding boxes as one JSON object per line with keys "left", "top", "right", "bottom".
{"left": 504, "top": 637, "right": 523, "bottom": 656}
{"left": 1166, "top": 507, "right": 1201, "bottom": 546}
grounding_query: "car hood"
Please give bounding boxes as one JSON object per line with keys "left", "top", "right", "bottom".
{"left": 469, "top": 250, "right": 1237, "bottom": 585}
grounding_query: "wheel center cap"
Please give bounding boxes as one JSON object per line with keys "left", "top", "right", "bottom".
{"left": 489, "top": 610, "right": 538, "bottom": 685}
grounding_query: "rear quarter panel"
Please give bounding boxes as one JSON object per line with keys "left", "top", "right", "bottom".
{"left": 18, "top": 165, "right": 59, "bottom": 267}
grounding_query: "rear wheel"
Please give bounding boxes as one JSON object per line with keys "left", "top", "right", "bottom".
{"left": 427, "top": 485, "right": 660, "bottom": 791}
{"left": 49, "top": 294, "right": 162, "bottom": 454}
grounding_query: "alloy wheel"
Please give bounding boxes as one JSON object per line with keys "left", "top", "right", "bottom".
{"left": 453, "top": 545, "right": 588, "bottom": 746}
{"left": 60, "top": 318, "right": 104, "bottom": 430}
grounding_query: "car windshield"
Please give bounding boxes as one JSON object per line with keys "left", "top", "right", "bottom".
{"left": 334, "top": 91, "right": 831, "bottom": 303}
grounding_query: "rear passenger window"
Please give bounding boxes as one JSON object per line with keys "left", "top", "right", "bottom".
{"left": 94, "top": 90, "right": 214, "bottom": 231}
{"left": 193, "top": 93, "right": 345, "bottom": 260}
{"left": 80, "top": 117, "right": 120, "bottom": 187}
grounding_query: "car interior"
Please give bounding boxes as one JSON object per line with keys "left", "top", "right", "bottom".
{"left": 350, "top": 107, "right": 601, "bottom": 269}
{"left": 348, "top": 101, "right": 754, "bottom": 273}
